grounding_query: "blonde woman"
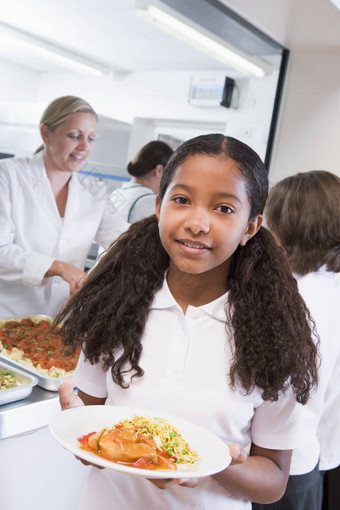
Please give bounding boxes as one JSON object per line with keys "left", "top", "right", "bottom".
{"left": 0, "top": 95, "right": 128, "bottom": 318}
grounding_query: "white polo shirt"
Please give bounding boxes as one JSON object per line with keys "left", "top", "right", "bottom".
{"left": 74, "top": 277, "right": 305, "bottom": 510}
{"left": 290, "top": 267, "right": 340, "bottom": 473}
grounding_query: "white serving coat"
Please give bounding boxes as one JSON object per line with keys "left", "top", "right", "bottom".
{"left": 0, "top": 152, "right": 128, "bottom": 318}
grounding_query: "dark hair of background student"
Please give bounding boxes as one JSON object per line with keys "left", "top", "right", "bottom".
{"left": 127, "top": 140, "right": 174, "bottom": 177}
{"left": 265, "top": 170, "right": 340, "bottom": 275}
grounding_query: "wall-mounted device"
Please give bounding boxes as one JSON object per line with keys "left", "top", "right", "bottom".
{"left": 188, "top": 74, "right": 225, "bottom": 106}
{"left": 220, "top": 77, "right": 235, "bottom": 108}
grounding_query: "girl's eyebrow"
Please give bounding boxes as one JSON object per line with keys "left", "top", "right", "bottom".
{"left": 171, "top": 183, "right": 241, "bottom": 203}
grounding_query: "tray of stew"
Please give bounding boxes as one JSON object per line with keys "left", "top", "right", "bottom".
{"left": 0, "top": 316, "right": 80, "bottom": 391}
{"left": 0, "top": 360, "right": 38, "bottom": 405}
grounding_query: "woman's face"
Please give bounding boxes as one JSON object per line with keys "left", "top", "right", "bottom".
{"left": 156, "top": 154, "right": 262, "bottom": 280}
{"left": 41, "top": 112, "right": 97, "bottom": 173}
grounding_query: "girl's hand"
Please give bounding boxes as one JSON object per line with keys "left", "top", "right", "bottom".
{"left": 45, "top": 260, "right": 87, "bottom": 295}
{"left": 148, "top": 478, "right": 199, "bottom": 490}
{"left": 148, "top": 442, "right": 245, "bottom": 490}
{"left": 58, "top": 379, "right": 104, "bottom": 469}
{"left": 229, "top": 443, "right": 248, "bottom": 465}
{"left": 58, "top": 378, "right": 84, "bottom": 410}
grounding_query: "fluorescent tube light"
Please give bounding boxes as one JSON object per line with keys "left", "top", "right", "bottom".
{"left": 329, "top": 0, "right": 340, "bottom": 10}
{"left": 136, "top": 4, "right": 266, "bottom": 78}
{"left": 0, "top": 21, "right": 108, "bottom": 77}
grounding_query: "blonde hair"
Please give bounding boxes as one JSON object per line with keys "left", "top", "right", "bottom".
{"left": 34, "top": 95, "right": 97, "bottom": 154}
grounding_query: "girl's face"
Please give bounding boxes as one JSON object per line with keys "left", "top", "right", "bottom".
{"left": 156, "top": 154, "right": 262, "bottom": 280}
{"left": 41, "top": 112, "right": 97, "bottom": 173}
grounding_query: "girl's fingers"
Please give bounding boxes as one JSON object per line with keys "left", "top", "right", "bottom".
{"left": 58, "top": 378, "right": 84, "bottom": 410}
{"left": 148, "top": 477, "right": 199, "bottom": 489}
{"left": 229, "top": 443, "right": 248, "bottom": 465}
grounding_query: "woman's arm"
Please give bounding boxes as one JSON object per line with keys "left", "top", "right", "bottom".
{"left": 45, "top": 260, "right": 87, "bottom": 295}
{"left": 0, "top": 163, "right": 86, "bottom": 290}
{"left": 213, "top": 443, "right": 292, "bottom": 504}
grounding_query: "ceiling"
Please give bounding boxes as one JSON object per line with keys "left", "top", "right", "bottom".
{"left": 220, "top": 0, "right": 340, "bottom": 52}
{"left": 0, "top": 0, "right": 282, "bottom": 77}
{"left": 0, "top": 0, "right": 339, "bottom": 77}
{"left": 0, "top": 0, "right": 242, "bottom": 74}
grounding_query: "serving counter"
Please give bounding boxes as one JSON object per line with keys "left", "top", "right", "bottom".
{"left": 0, "top": 385, "right": 59, "bottom": 438}
{"left": 0, "top": 386, "right": 90, "bottom": 510}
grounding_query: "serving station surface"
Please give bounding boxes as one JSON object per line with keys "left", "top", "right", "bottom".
{"left": 0, "top": 384, "right": 60, "bottom": 439}
{"left": 0, "top": 385, "right": 90, "bottom": 510}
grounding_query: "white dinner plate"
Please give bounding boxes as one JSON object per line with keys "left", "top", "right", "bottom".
{"left": 49, "top": 405, "right": 231, "bottom": 479}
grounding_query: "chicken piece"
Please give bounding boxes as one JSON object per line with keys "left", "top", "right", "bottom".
{"left": 88, "top": 427, "right": 159, "bottom": 464}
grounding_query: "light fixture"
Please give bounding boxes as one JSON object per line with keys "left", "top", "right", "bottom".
{"left": 136, "top": 2, "right": 266, "bottom": 78}
{"left": 329, "top": 0, "right": 340, "bottom": 10}
{"left": 0, "top": 21, "right": 109, "bottom": 77}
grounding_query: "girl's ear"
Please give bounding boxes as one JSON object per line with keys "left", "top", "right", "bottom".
{"left": 40, "top": 124, "right": 50, "bottom": 145}
{"left": 240, "top": 214, "right": 263, "bottom": 246}
{"left": 155, "top": 195, "right": 162, "bottom": 221}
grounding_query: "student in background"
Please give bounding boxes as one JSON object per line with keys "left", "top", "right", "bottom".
{"left": 0, "top": 95, "right": 128, "bottom": 318}
{"left": 253, "top": 170, "right": 340, "bottom": 510}
{"left": 56, "top": 134, "right": 318, "bottom": 510}
{"left": 110, "top": 140, "right": 173, "bottom": 222}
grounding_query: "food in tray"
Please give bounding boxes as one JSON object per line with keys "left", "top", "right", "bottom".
{"left": 0, "top": 317, "right": 80, "bottom": 378}
{"left": 78, "top": 415, "right": 200, "bottom": 471}
{"left": 0, "top": 368, "right": 20, "bottom": 390}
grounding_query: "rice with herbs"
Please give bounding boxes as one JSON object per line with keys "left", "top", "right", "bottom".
{"left": 116, "top": 415, "right": 200, "bottom": 465}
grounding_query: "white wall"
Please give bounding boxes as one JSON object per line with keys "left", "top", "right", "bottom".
{"left": 0, "top": 62, "right": 42, "bottom": 156}
{"left": 37, "top": 67, "right": 278, "bottom": 161}
{"left": 269, "top": 50, "right": 340, "bottom": 183}
{"left": 220, "top": 0, "right": 340, "bottom": 182}
{"left": 0, "top": 59, "right": 279, "bottom": 165}
{"left": 0, "top": 61, "right": 40, "bottom": 102}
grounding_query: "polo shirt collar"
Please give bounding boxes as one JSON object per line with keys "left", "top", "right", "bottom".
{"left": 151, "top": 276, "right": 228, "bottom": 322}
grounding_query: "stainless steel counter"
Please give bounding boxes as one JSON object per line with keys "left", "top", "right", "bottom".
{"left": 0, "top": 385, "right": 60, "bottom": 439}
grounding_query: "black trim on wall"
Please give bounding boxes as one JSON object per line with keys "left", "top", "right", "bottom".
{"left": 162, "top": 0, "right": 290, "bottom": 172}
{"left": 264, "top": 48, "right": 290, "bottom": 171}
{"left": 204, "top": 0, "right": 284, "bottom": 52}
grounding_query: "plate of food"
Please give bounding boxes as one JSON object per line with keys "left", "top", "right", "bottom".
{"left": 49, "top": 405, "right": 231, "bottom": 479}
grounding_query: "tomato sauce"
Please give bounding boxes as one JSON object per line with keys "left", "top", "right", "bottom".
{"left": 0, "top": 318, "right": 80, "bottom": 372}
{"left": 78, "top": 428, "right": 177, "bottom": 471}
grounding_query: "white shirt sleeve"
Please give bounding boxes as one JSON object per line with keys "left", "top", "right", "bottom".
{"left": 74, "top": 350, "right": 108, "bottom": 399}
{"left": 251, "top": 390, "right": 305, "bottom": 450}
{"left": 0, "top": 163, "right": 54, "bottom": 286}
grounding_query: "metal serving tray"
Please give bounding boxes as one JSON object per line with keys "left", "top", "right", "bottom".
{"left": 0, "top": 354, "right": 72, "bottom": 391}
{"left": 0, "top": 314, "right": 53, "bottom": 326}
{"left": 0, "top": 360, "right": 38, "bottom": 405}
{"left": 0, "top": 315, "right": 74, "bottom": 392}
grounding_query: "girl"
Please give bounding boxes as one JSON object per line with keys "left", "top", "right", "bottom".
{"left": 56, "top": 134, "right": 318, "bottom": 510}
{"left": 253, "top": 170, "right": 340, "bottom": 510}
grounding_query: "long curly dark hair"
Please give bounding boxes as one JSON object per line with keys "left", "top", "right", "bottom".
{"left": 55, "top": 134, "right": 318, "bottom": 404}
